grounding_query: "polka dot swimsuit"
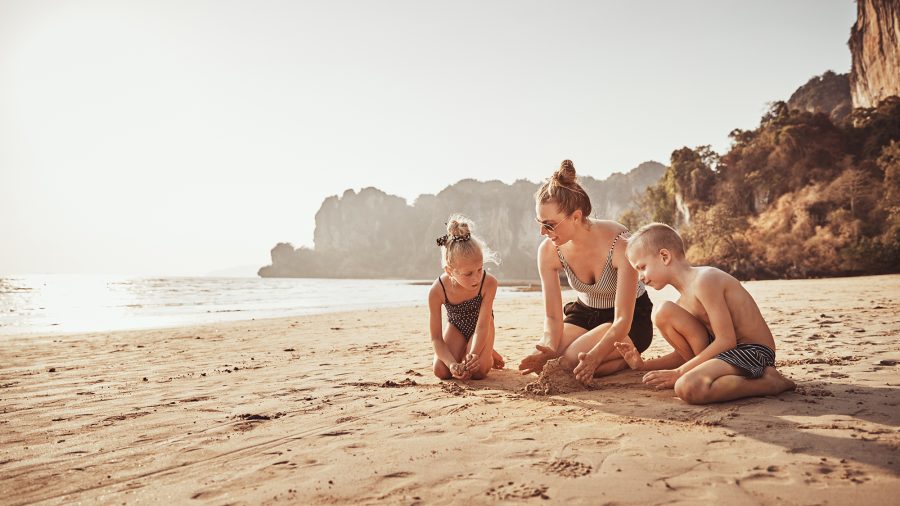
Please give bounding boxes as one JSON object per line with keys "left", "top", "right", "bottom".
{"left": 438, "top": 271, "right": 486, "bottom": 341}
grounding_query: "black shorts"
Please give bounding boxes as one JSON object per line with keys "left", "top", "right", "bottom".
{"left": 563, "top": 292, "right": 654, "bottom": 352}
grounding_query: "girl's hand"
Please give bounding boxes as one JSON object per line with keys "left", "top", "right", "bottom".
{"left": 450, "top": 362, "right": 470, "bottom": 380}
{"left": 573, "top": 351, "right": 600, "bottom": 385}
{"left": 517, "top": 344, "right": 556, "bottom": 375}
{"left": 463, "top": 353, "right": 480, "bottom": 371}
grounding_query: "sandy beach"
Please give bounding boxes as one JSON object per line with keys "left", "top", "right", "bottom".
{"left": 1, "top": 274, "right": 898, "bottom": 505}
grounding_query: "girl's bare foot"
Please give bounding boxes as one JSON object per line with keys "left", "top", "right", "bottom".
{"left": 492, "top": 349, "right": 505, "bottom": 369}
{"left": 614, "top": 341, "right": 644, "bottom": 370}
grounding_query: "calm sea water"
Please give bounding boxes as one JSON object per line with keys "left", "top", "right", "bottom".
{"left": 0, "top": 275, "right": 537, "bottom": 335}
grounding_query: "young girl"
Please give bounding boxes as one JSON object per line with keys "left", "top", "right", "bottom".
{"left": 428, "top": 215, "right": 504, "bottom": 380}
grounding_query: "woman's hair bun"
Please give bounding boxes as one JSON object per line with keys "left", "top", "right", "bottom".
{"left": 554, "top": 159, "right": 576, "bottom": 185}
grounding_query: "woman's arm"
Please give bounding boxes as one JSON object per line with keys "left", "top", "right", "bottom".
{"left": 538, "top": 239, "right": 565, "bottom": 350}
{"left": 518, "top": 239, "right": 564, "bottom": 374}
{"left": 573, "top": 232, "right": 640, "bottom": 382}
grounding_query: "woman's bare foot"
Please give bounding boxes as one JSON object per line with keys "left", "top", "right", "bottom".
{"left": 492, "top": 349, "right": 505, "bottom": 369}
{"left": 614, "top": 341, "right": 644, "bottom": 370}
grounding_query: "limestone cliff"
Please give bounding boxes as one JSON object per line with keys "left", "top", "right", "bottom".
{"left": 787, "top": 71, "right": 852, "bottom": 124}
{"left": 259, "top": 162, "right": 666, "bottom": 279}
{"left": 849, "top": 0, "right": 900, "bottom": 108}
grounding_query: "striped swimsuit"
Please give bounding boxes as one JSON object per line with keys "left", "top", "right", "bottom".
{"left": 557, "top": 230, "right": 646, "bottom": 309}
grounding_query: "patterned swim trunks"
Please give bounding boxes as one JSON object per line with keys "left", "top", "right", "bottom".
{"left": 715, "top": 343, "right": 776, "bottom": 379}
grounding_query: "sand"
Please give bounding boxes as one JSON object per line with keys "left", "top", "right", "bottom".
{"left": 1, "top": 274, "right": 898, "bottom": 505}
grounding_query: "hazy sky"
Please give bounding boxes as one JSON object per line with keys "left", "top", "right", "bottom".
{"left": 1, "top": 0, "right": 856, "bottom": 276}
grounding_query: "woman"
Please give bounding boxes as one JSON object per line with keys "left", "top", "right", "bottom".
{"left": 518, "top": 159, "right": 653, "bottom": 385}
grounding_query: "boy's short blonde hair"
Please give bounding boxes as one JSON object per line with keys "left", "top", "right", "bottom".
{"left": 628, "top": 223, "right": 686, "bottom": 258}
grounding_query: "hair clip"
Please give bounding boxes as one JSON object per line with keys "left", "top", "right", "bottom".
{"left": 436, "top": 235, "right": 449, "bottom": 247}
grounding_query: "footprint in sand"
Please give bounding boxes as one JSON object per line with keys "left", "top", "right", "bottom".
{"left": 536, "top": 458, "right": 592, "bottom": 478}
{"left": 486, "top": 482, "right": 550, "bottom": 500}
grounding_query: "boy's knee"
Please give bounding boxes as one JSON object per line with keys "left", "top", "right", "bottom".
{"left": 675, "top": 375, "right": 708, "bottom": 405}
{"left": 654, "top": 301, "right": 678, "bottom": 327}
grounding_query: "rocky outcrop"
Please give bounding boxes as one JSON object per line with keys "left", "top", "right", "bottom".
{"left": 849, "top": 0, "right": 900, "bottom": 108}
{"left": 259, "top": 162, "right": 666, "bottom": 279}
{"left": 787, "top": 71, "right": 852, "bottom": 124}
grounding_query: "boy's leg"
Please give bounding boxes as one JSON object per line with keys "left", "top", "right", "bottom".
{"left": 654, "top": 301, "right": 711, "bottom": 360}
{"left": 433, "top": 325, "right": 469, "bottom": 380}
{"left": 674, "top": 360, "right": 796, "bottom": 405}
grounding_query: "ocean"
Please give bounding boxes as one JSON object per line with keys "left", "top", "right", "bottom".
{"left": 0, "top": 275, "right": 538, "bottom": 335}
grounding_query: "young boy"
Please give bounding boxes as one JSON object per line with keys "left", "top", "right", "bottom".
{"left": 614, "top": 223, "right": 795, "bottom": 404}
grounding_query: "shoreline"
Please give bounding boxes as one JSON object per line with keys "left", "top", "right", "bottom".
{"left": 2, "top": 274, "right": 898, "bottom": 504}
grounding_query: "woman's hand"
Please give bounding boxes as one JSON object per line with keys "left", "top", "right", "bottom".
{"left": 642, "top": 369, "right": 681, "bottom": 389}
{"left": 517, "top": 344, "right": 556, "bottom": 375}
{"left": 573, "top": 351, "right": 600, "bottom": 385}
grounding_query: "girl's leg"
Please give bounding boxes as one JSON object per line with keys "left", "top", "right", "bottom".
{"left": 432, "top": 324, "right": 469, "bottom": 380}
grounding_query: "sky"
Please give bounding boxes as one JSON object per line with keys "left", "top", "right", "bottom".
{"left": 0, "top": 0, "right": 857, "bottom": 276}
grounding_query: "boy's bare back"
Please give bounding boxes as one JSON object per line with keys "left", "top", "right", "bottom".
{"left": 678, "top": 266, "right": 775, "bottom": 350}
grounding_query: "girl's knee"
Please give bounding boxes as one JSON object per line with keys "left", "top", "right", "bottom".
{"left": 433, "top": 361, "right": 452, "bottom": 380}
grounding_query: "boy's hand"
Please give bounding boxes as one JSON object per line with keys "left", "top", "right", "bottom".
{"left": 614, "top": 341, "right": 645, "bottom": 370}
{"left": 518, "top": 344, "right": 556, "bottom": 375}
{"left": 642, "top": 369, "right": 680, "bottom": 389}
{"left": 573, "top": 351, "right": 599, "bottom": 385}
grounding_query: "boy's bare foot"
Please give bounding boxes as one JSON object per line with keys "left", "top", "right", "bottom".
{"left": 492, "top": 349, "right": 505, "bottom": 369}
{"left": 614, "top": 341, "right": 644, "bottom": 370}
{"left": 762, "top": 367, "right": 796, "bottom": 395}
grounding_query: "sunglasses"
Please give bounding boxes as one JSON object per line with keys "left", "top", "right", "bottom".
{"left": 535, "top": 214, "right": 571, "bottom": 232}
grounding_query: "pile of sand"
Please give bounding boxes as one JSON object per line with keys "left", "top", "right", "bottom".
{"left": 523, "top": 358, "right": 584, "bottom": 395}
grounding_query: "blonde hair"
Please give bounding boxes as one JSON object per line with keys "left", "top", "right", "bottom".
{"left": 436, "top": 214, "right": 500, "bottom": 269}
{"left": 627, "top": 222, "right": 686, "bottom": 258}
{"left": 534, "top": 159, "right": 592, "bottom": 218}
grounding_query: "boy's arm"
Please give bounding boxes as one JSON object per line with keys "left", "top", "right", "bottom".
{"left": 675, "top": 277, "right": 738, "bottom": 374}
{"left": 467, "top": 274, "right": 498, "bottom": 360}
{"left": 428, "top": 283, "right": 459, "bottom": 369}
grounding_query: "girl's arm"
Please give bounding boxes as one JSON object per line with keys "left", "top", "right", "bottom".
{"left": 466, "top": 274, "right": 498, "bottom": 361}
{"left": 428, "top": 282, "right": 460, "bottom": 369}
{"left": 573, "top": 233, "right": 639, "bottom": 383}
